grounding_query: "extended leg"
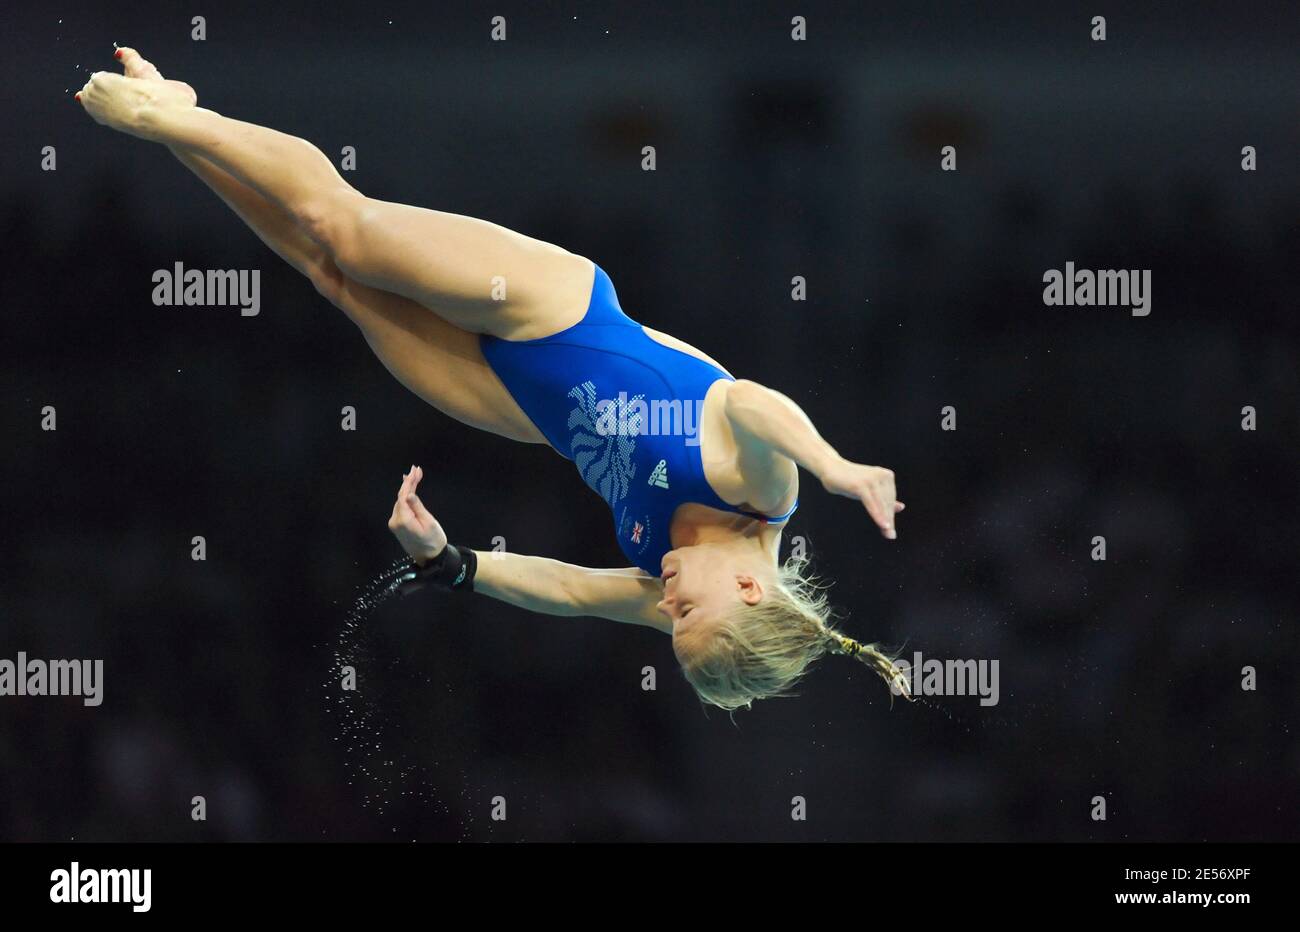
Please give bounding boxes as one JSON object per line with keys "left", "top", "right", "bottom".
{"left": 113, "top": 49, "right": 545, "bottom": 443}
{"left": 77, "top": 61, "right": 592, "bottom": 340}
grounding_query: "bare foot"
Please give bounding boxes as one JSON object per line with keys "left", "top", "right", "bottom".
{"left": 76, "top": 45, "right": 197, "bottom": 140}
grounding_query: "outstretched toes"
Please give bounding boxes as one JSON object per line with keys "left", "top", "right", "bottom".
{"left": 115, "top": 46, "right": 164, "bottom": 82}
{"left": 75, "top": 44, "right": 198, "bottom": 135}
{"left": 114, "top": 45, "right": 198, "bottom": 106}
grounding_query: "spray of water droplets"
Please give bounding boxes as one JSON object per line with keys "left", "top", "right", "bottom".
{"left": 325, "top": 557, "right": 477, "bottom": 839}
{"left": 907, "top": 694, "right": 973, "bottom": 730}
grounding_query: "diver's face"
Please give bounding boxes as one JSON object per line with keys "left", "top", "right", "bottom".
{"left": 656, "top": 544, "right": 766, "bottom": 639}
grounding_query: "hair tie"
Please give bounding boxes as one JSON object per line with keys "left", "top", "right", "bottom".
{"left": 835, "top": 633, "right": 863, "bottom": 657}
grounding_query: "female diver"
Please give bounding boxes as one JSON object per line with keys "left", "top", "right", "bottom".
{"left": 77, "top": 48, "right": 910, "bottom": 711}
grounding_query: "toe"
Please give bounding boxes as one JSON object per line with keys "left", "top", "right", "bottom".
{"left": 115, "top": 46, "right": 163, "bottom": 81}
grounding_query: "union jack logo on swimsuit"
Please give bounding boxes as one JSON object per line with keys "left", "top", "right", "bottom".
{"left": 631, "top": 521, "right": 644, "bottom": 544}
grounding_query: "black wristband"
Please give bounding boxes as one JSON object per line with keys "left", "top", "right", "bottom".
{"left": 396, "top": 544, "right": 477, "bottom": 597}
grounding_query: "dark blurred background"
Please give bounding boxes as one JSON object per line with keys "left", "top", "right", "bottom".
{"left": 1, "top": 0, "right": 1297, "bottom": 841}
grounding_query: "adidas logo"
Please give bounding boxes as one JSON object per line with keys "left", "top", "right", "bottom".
{"left": 647, "top": 459, "right": 669, "bottom": 489}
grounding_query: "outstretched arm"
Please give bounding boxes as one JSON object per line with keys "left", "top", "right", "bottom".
{"left": 474, "top": 554, "right": 667, "bottom": 630}
{"left": 389, "top": 467, "right": 668, "bottom": 631}
{"left": 723, "top": 379, "right": 904, "bottom": 539}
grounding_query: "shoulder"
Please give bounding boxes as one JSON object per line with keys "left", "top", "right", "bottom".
{"left": 717, "top": 380, "right": 801, "bottom": 511}
{"left": 721, "top": 379, "right": 782, "bottom": 434}
{"left": 721, "top": 378, "right": 767, "bottom": 410}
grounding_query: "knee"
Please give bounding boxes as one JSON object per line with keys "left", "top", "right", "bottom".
{"left": 295, "top": 190, "right": 366, "bottom": 265}
{"left": 306, "top": 255, "right": 347, "bottom": 304}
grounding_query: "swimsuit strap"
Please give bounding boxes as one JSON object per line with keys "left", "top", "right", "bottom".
{"left": 735, "top": 498, "right": 799, "bottom": 525}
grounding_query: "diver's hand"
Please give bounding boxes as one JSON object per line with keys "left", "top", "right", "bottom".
{"left": 387, "top": 466, "right": 447, "bottom": 564}
{"left": 819, "top": 459, "right": 905, "bottom": 539}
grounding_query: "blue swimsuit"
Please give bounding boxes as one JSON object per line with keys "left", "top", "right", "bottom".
{"left": 480, "top": 263, "right": 798, "bottom": 575}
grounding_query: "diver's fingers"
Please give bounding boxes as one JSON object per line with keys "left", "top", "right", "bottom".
{"left": 895, "top": 501, "right": 906, "bottom": 512}
{"left": 393, "top": 492, "right": 416, "bottom": 527}
{"left": 402, "top": 465, "right": 421, "bottom": 497}
{"left": 861, "top": 488, "right": 892, "bottom": 536}
{"left": 391, "top": 468, "right": 417, "bottom": 524}
{"left": 407, "top": 492, "right": 435, "bottom": 527}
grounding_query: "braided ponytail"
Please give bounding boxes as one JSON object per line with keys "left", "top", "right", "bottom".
{"left": 826, "top": 631, "right": 913, "bottom": 703}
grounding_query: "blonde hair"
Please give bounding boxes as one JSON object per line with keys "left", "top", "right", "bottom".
{"left": 677, "top": 552, "right": 912, "bottom": 712}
